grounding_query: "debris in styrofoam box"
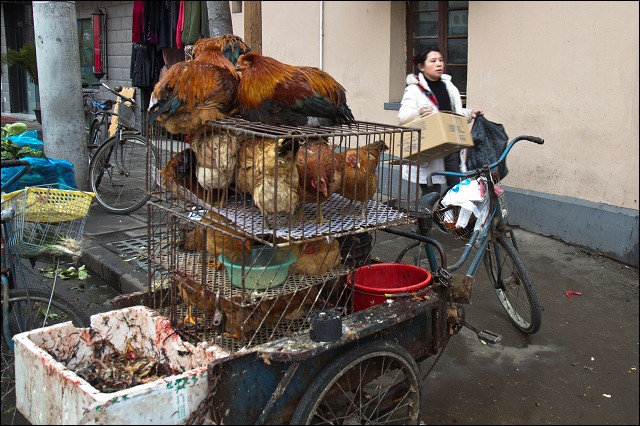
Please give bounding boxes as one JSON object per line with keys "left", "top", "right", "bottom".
{"left": 14, "top": 305, "right": 229, "bottom": 425}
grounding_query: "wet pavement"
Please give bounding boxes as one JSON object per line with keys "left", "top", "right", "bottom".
{"left": 6, "top": 202, "right": 636, "bottom": 425}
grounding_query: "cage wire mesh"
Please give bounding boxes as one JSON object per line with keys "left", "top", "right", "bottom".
{"left": 146, "top": 118, "right": 423, "bottom": 353}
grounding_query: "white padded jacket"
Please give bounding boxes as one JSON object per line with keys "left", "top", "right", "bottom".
{"left": 398, "top": 73, "right": 472, "bottom": 184}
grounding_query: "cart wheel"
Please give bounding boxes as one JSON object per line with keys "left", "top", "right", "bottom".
{"left": 291, "top": 340, "right": 422, "bottom": 425}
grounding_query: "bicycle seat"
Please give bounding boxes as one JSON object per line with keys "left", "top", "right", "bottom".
{"left": 94, "top": 99, "right": 114, "bottom": 110}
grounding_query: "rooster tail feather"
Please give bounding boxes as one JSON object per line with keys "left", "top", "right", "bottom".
{"left": 148, "top": 93, "right": 179, "bottom": 122}
{"left": 338, "top": 104, "right": 356, "bottom": 124}
{"left": 276, "top": 136, "right": 301, "bottom": 157}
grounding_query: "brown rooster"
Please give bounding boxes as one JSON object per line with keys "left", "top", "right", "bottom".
{"left": 220, "top": 287, "right": 319, "bottom": 339}
{"left": 296, "top": 137, "right": 342, "bottom": 223}
{"left": 174, "top": 270, "right": 214, "bottom": 325}
{"left": 336, "top": 140, "right": 389, "bottom": 219}
{"left": 235, "top": 52, "right": 355, "bottom": 127}
{"left": 235, "top": 136, "right": 302, "bottom": 227}
{"left": 210, "top": 34, "right": 251, "bottom": 67}
{"left": 160, "top": 148, "right": 221, "bottom": 207}
{"left": 285, "top": 237, "right": 342, "bottom": 276}
{"left": 180, "top": 210, "right": 255, "bottom": 263}
{"left": 148, "top": 37, "right": 239, "bottom": 135}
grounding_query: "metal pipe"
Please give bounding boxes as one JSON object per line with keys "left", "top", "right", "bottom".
{"left": 380, "top": 228, "right": 447, "bottom": 269}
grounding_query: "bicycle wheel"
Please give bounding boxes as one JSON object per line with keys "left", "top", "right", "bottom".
{"left": 1, "top": 287, "right": 89, "bottom": 422}
{"left": 483, "top": 234, "right": 542, "bottom": 334}
{"left": 89, "top": 133, "right": 158, "bottom": 214}
{"left": 291, "top": 341, "right": 422, "bottom": 425}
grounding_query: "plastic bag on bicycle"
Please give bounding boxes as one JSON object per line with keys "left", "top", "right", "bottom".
{"left": 466, "top": 115, "right": 509, "bottom": 180}
{"left": 440, "top": 178, "right": 489, "bottom": 231}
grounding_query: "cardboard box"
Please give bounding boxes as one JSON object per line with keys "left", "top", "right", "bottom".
{"left": 388, "top": 111, "right": 473, "bottom": 164}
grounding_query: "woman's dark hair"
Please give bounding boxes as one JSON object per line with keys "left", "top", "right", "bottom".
{"left": 412, "top": 47, "right": 442, "bottom": 66}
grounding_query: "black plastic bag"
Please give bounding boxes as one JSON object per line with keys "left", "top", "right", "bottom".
{"left": 466, "top": 114, "right": 509, "bottom": 179}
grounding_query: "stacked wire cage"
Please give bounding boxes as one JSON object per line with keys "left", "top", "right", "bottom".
{"left": 146, "top": 118, "right": 422, "bottom": 354}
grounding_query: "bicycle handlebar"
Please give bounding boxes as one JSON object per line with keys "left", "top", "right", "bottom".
{"left": 432, "top": 135, "right": 544, "bottom": 179}
{"left": 1, "top": 160, "right": 31, "bottom": 193}
{"left": 100, "top": 82, "right": 137, "bottom": 106}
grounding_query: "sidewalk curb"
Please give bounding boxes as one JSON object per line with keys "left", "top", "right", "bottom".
{"left": 81, "top": 245, "right": 147, "bottom": 294}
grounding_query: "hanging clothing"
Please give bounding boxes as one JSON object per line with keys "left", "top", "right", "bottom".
{"left": 181, "top": 1, "right": 208, "bottom": 46}
{"left": 132, "top": 1, "right": 145, "bottom": 43}
{"left": 176, "top": 1, "right": 186, "bottom": 49}
{"left": 143, "top": 1, "right": 162, "bottom": 44}
{"left": 157, "top": 1, "right": 180, "bottom": 49}
{"left": 130, "top": 43, "right": 164, "bottom": 88}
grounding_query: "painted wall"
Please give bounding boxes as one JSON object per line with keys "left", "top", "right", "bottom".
{"left": 231, "top": 1, "right": 404, "bottom": 126}
{"left": 233, "top": 1, "right": 638, "bottom": 211}
{"left": 467, "top": 1, "right": 639, "bottom": 210}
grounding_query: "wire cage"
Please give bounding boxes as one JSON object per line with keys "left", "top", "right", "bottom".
{"left": 1, "top": 185, "right": 95, "bottom": 259}
{"left": 145, "top": 118, "right": 424, "bottom": 353}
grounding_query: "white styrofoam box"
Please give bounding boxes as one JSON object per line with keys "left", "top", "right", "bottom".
{"left": 14, "top": 306, "right": 230, "bottom": 425}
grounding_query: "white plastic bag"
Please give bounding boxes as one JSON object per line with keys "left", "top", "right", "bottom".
{"left": 441, "top": 178, "right": 488, "bottom": 229}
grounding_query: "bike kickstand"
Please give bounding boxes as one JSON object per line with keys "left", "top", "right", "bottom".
{"left": 463, "top": 322, "right": 503, "bottom": 344}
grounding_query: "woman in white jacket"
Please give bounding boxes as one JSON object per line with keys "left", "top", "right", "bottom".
{"left": 398, "top": 47, "right": 482, "bottom": 194}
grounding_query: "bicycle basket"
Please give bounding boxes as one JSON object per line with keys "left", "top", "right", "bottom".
{"left": 433, "top": 200, "right": 476, "bottom": 239}
{"left": 117, "top": 102, "right": 137, "bottom": 130}
{"left": 1, "top": 186, "right": 95, "bottom": 259}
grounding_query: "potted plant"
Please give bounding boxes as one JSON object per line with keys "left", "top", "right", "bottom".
{"left": 1, "top": 43, "right": 41, "bottom": 123}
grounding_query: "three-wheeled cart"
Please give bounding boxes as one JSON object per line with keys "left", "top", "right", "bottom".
{"left": 144, "top": 119, "right": 466, "bottom": 424}
{"left": 14, "top": 119, "right": 467, "bottom": 425}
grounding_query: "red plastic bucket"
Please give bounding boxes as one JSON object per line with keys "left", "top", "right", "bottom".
{"left": 349, "top": 263, "right": 432, "bottom": 312}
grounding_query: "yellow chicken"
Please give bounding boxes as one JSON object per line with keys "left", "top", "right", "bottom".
{"left": 236, "top": 136, "right": 301, "bottom": 227}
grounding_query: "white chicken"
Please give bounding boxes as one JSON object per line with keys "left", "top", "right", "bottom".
{"left": 189, "top": 129, "right": 240, "bottom": 207}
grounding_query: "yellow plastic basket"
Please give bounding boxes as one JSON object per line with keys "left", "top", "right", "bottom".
{"left": 1, "top": 186, "right": 95, "bottom": 259}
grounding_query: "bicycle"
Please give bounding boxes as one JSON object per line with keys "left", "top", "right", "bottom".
{"left": 83, "top": 90, "right": 98, "bottom": 134}
{"left": 88, "top": 82, "right": 159, "bottom": 214}
{"left": 1, "top": 160, "right": 90, "bottom": 422}
{"left": 85, "top": 96, "right": 115, "bottom": 161}
{"left": 386, "top": 134, "right": 544, "bottom": 336}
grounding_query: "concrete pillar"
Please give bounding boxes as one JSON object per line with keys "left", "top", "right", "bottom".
{"left": 32, "top": 1, "right": 88, "bottom": 190}
{"left": 206, "top": 1, "right": 233, "bottom": 36}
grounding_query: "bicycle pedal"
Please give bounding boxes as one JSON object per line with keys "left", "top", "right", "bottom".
{"left": 463, "top": 322, "right": 502, "bottom": 344}
{"left": 476, "top": 330, "right": 502, "bottom": 344}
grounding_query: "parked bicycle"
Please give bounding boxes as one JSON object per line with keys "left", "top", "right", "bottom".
{"left": 1, "top": 160, "right": 90, "bottom": 422}
{"left": 88, "top": 82, "right": 158, "bottom": 214}
{"left": 83, "top": 89, "right": 99, "bottom": 138}
{"left": 85, "top": 96, "right": 115, "bottom": 161}
{"left": 386, "top": 134, "right": 544, "bottom": 337}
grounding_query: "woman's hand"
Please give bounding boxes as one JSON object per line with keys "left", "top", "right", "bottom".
{"left": 419, "top": 106, "right": 433, "bottom": 117}
{"left": 471, "top": 110, "right": 484, "bottom": 119}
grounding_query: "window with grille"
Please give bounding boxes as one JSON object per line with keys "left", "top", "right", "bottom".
{"left": 406, "top": 1, "right": 468, "bottom": 102}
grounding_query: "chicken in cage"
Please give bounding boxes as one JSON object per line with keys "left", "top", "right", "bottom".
{"left": 147, "top": 118, "right": 421, "bottom": 353}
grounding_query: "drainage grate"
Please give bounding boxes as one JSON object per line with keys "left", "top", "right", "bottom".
{"left": 106, "top": 236, "right": 159, "bottom": 273}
